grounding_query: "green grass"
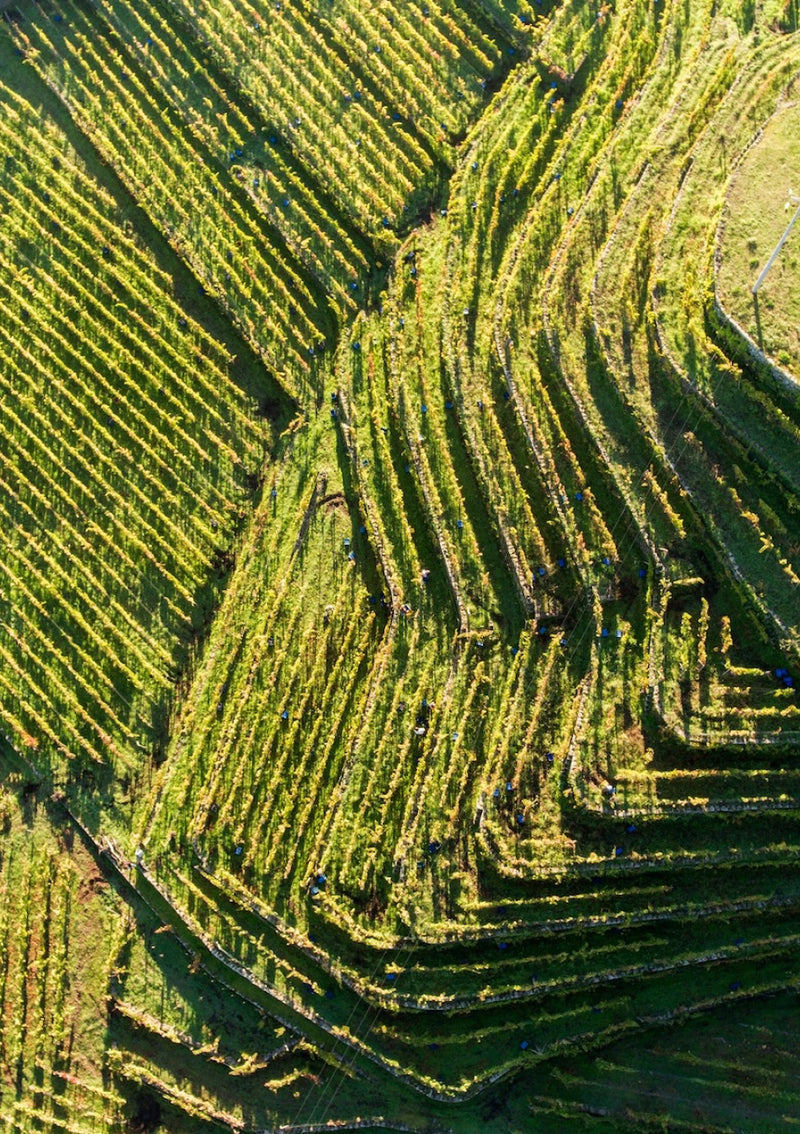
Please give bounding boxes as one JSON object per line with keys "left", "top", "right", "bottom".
{"left": 717, "top": 98, "right": 800, "bottom": 376}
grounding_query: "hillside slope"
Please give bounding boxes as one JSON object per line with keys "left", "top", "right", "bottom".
{"left": 0, "top": 0, "right": 799, "bottom": 1129}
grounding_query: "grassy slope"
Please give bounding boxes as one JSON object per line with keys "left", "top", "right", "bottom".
{"left": 717, "top": 100, "right": 800, "bottom": 375}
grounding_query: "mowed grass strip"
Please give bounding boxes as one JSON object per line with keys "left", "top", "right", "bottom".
{"left": 717, "top": 101, "right": 800, "bottom": 377}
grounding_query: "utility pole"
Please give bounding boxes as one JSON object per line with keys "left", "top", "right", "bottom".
{"left": 752, "top": 189, "right": 800, "bottom": 295}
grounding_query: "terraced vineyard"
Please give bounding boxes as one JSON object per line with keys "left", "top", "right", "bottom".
{"left": 1, "top": 0, "right": 799, "bottom": 1129}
